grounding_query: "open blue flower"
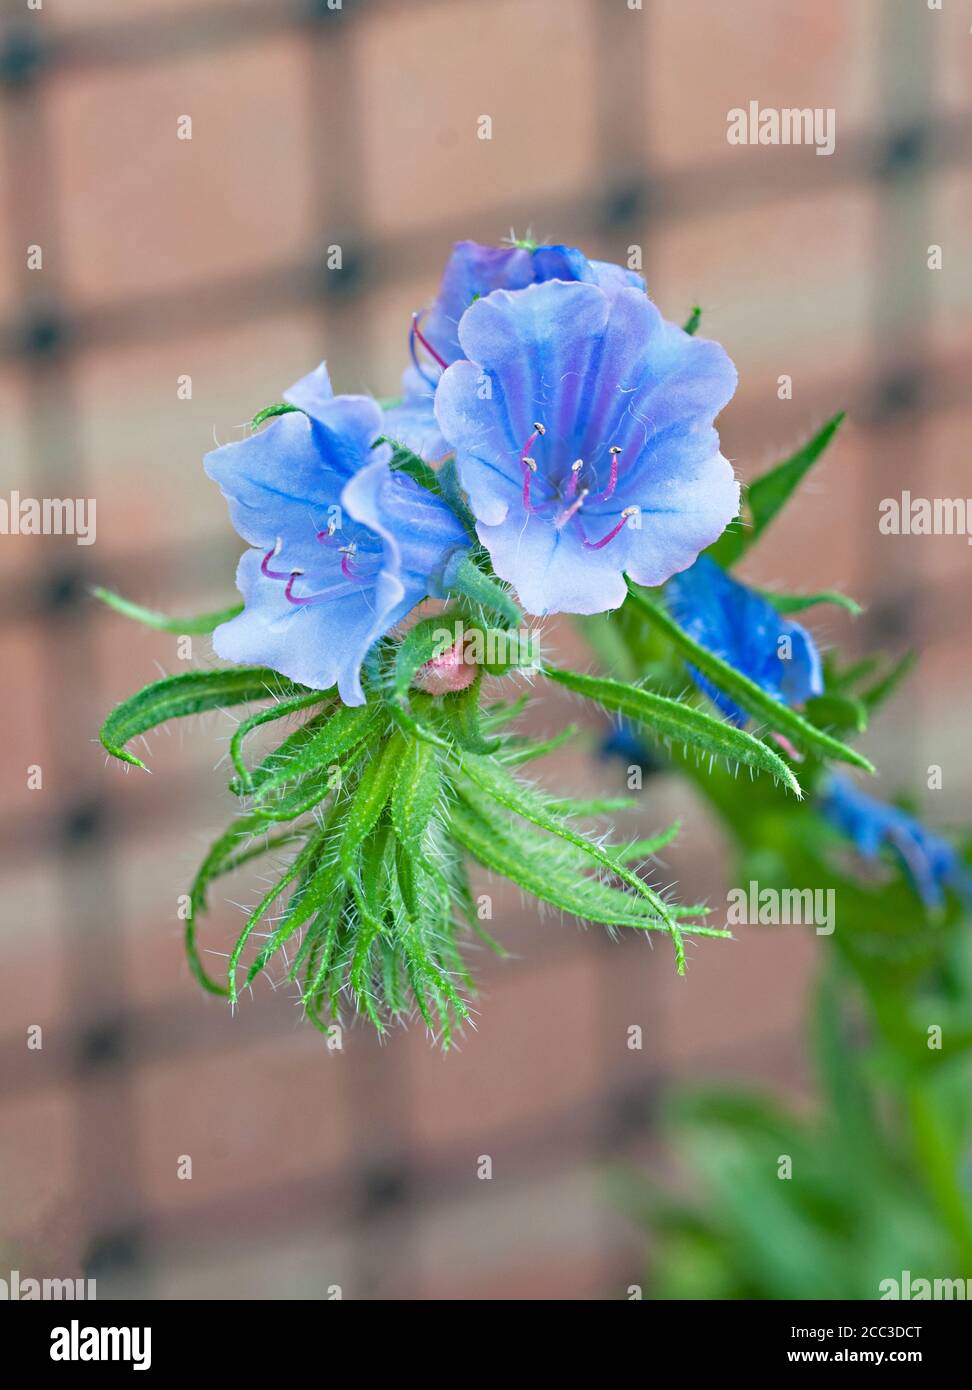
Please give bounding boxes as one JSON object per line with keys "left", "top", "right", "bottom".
{"left": 433, "top": 279, "right": 739, "bottom": 615}
{"left": 820, "top": 775, "right": 972, "bottom": 912}
{"left": 383, "top": 239, "right": 645, "bottom": 461}
{"left": 205, "top": 363, "right": 468, "bottom": 704}
{"left": 665, "top": 555, "right": 823, "bottom": 724}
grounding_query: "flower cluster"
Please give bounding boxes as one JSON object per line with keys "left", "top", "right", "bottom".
{"left": 97, "top": 233, "right": 971, "bottom": 1045}
{"left": 209, "top": 239, "right": 740, "bottom": 696}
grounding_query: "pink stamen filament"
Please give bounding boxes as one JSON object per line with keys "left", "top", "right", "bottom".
{"left": 564, "top": 459, "right": 584, "bottom": 501}
{"left": 555, "top": 487, "right": 589, "bottom": 530}
{"left": 284, "top": 573, "right": 356, "bottom": 606}
{"left": 261, "top": 544, "right": 290, "bottom": 580}
{"left": 576, "top": 507, "right": 639, "bottom": 550}
{"left": 594, "top": 446, "right": 622, "bottom": 502}
{"left": 520, "top": 423, "right": 551, "bottom": 515}
{"left": 411, "top": 312, "right": 448, "bottom": 371}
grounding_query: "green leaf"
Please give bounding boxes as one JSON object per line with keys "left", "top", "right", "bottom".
{"left": 100, "top": 667, "right": 301, "bottom": 769}
{"left": 92, "top": 586, "right": 243, "bottom": 635}
{"left": 450, "top": 798, "right": 728, "bottom": 947}
{"left": 544, "top": 665, "right": 803, "bottom": 798}
{"left": 859, "top": 651, "right": 916, "bottom": 713}
{"left": 804, "top": 693, "right": 868, "bottom": 735}
{"left": 624, "top": 585, "right": 874, "bottom": 774}
{"left": 391, "top": 738, "right": 443, "bottom": 863}
{"left": 709, "top": 412, "right": 845, "bottom": 566}
{"left": 187, "top": 814, "right": 308, "bottom": 995}
{"left": 682, "top": 306, "right": 702, "bottom": 336}
{"left": 228, "top": 827, "right": 329, "bottom": 1002}
{"left": 229, "top": 690, "right": 335, "bottom": 790}
{"left": 764, "top": 589, "right": 863, "bottom": 618}
{"left": 338, "top": 733, "right": 406, "bottom": 874}
{"left": 250, "top": 702, "right": 382, "bottom": 806}
{"left": 457, "top": 753, "right": 683, "bottom": 961}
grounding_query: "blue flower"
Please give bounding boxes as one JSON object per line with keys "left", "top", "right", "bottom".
{"left": 820, "top": 774, "right": 972, "bottom": 912}
{"left": 205, "top": 363, "right": 469, "bottom": 704}
{"left": 665, "top": 555, "right": 823, "bottom": 724}
{"left": 383, "top": 239, "right": 645, "bottom": 461}
{"left": 432, "top": 279, "right": 739, "bottom": 615}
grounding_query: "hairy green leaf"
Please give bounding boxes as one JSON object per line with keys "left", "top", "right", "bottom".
{"left": 544, "top": 665, "right": 803, "bottom": 797}
{"left": 100, "top": 667, "right": 301, "bottom": 769}
{"left": 625, "top": 585, "right": 874, "bottom": 774}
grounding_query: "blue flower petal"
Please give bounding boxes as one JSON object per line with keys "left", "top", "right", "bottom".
{"left": 434, "top": 280, "right": 739, "bottom": 614}
{"left": 666, "top": 555, "right": 823, "bottom": 723}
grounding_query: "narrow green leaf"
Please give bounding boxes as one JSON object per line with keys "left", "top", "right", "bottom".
{"left": 544, "top": 665, "right": 803, "bottom": 798}
{"left": 251, "top": 703, "right": 381, "bottom": 805}
{"left": 451, "top": 799, "right": 729, "bottom": 947}
{"left": 100, "top": 667, "right": 301, "bottom": 769}
{"left": 617, "top": 821, "right": 683, "bottom": 863}
{"left": 764, "top": 589, "right": 863, "bottom": 618}
{"left": 456, "top": 756, "right": 683, "bottom": 962}
{"left": 391, "top": 738, "right": 443, "bottom": 861}
{"left": 230, "top": 690, "right": 335, "bottom": 790}
{"left": 92, "top": 586, "right": 243, "bottom": 635}
{"left": 709, "top": 412, "right": 845, "bottom": 566}
{"left": 338, "top": 734, "right": 405, "bottom": 874}
{"left": 859, "top": 650, "right": 916, "bottom": 713}
{"left": 625, "top": 586, "right": 874, "bottom": 774}
{"left": 682, "top": 306, "right": 702, "bottom": 336}
{"left": 804, "top": 693, "right": 868, "bottom": 735}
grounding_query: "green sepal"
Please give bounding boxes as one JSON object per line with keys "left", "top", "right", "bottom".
{"left": 252, "top": 402, "right": 300, "bottom": 429}
{"left": 442, "top": 549, "right": 524, "bottom": 628}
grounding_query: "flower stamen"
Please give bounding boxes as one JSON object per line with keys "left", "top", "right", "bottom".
{"left": 593, "top": 445, "right": 622, "bottom": 503}
{"left": 261, "top": 540, "right": 290, "bottom": 580}
{"left": 564, "top": 458, "right": 584, "bottom": 500}
{"left": 576, "top": 506, "right": 640, "bottom": 550}
{"left": 410, "top": 311, "right": 448, "bottom": 387}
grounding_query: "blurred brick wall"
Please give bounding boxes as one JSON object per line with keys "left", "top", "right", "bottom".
{"left": 0, "top": 0, "right": 970, "bottom": 1299}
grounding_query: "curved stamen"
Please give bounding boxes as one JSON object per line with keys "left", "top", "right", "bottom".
{"left": 316, "top": 524, "right": 339, "bottom": 545}
{"left": 520, "top": 422, "right": 549, "bottom": 515}
{"left": 410, "top": 311, "right": 448, "bottom": 381}
{"left": 576, "top": 506, "right": 640, "bottom": 550}
{"left": 261, "top": 541, "right": 290, "bottom": 580}
{"left": 521, "top": 456, "right": 545, "bottom": 515}
{"left": 593, "top": 446, "right": 622, "bottom": 503}
{"left": 340, "top": 548, "right": 360, "bottom": 580}
{"left": 284, "top": 573, "right": 355, "bottom": 606}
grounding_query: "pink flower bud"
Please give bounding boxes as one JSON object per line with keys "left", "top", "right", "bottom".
{"left": 412, "top": 642, "right": 479, "bottom": 695}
